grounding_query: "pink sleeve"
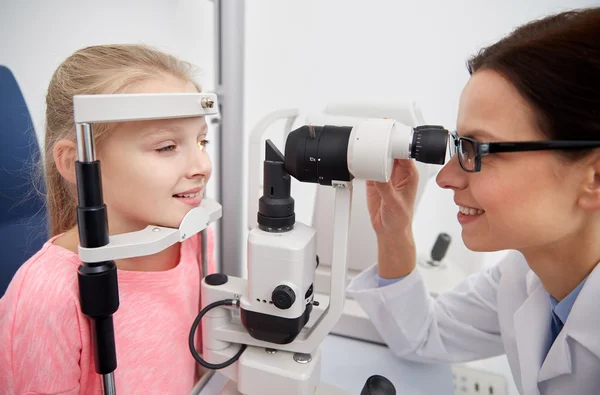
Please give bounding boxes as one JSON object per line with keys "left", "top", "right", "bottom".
{"left": 0, "top": 262, "right": 82, "bottom": 395}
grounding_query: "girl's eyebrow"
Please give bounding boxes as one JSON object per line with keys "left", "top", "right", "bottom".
{"left": 140, "top": 121, "right": 208, "bottom": 138}
{"left": 141, "top": 126, "right": 182, "bottom": 138}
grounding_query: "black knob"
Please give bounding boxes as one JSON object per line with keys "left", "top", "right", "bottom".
{"left": 272, "top": 285, "right": 296, "bottom": 310}
{"left": 411, "top": 125, "right": 449, "bottom": 165}
{"left": 205, "top": 273, "right": 228, "bottom": 286}
{"left": 361, "top": 375, "right": 396, "bottom": 395}
{"left": 431, "top": 233, "right": 451, "bottom": 261}
{"left": 304, "top": 283, "right": 314, "bottom": 299}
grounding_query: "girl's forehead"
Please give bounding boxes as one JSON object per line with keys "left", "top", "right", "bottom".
{"left": 110, "top": 116, "right": 208, "bottom": 141}
{"left": 141, "top": 117, "right": 208, "bottom": 132}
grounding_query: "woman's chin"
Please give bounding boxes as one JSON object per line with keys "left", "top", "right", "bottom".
{"left": 461, "top": 233, "right": 501, "bottom": 252}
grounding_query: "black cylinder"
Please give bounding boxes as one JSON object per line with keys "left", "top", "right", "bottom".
{"left": 78, "top": 262, "right": 120, "bottom": 375}
{"left": 361, "top": 375, "right": 396, "bottom": 395}
{"left": 284, "top": 125, "right": 354, "bottom": 185}
{"left": 257, "top": 140, "right": 295, "bottom": 231}
{"left": 75, "top": 161, "right": 105, "bottom": 207}
{"left": 78, "top": 263, "right": 120, "bottom": 317}
{"left": 77, "top": 207, "right": 109, "bottom": 249}
{"left": 74, "top": 160, "right": 119, "bottom": 377}
{"left": 75, "top": 161, "right": 109, "bottom": 250}
{"left": 410, "top": 125, "right": 449, "bottom": 165}
{"left": 92, "top": 317, "right": 117, "bottom": 374}
{"left": 431, "top": 233, "right": 452, "bottom": 261}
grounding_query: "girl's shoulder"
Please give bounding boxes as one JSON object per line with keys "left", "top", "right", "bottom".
{"left": 4, "top": 238, "right": 82, "bottom": 311}
{"left": 0, "top": 239, "right": 85, "bottom": 394}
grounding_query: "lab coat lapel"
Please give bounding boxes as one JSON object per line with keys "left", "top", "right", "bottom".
{"left": 561, "top": 262, "right": 600, "bottom": 361}
{"left": 513, "top": 271, "right": 551, "bottom": 395}
{"left": 535, "top": 262, "right": 600, "bottom": 383}
{"left": 538, "top": 328, "right": 571, "bottom": 382}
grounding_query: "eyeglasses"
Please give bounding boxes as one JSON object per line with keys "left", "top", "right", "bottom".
{"left": 449, "top": 132, "right": 600, "bottom": 172}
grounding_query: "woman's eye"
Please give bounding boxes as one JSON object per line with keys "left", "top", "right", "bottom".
{"left": 198, "top": 139, "right": 210, "bottom": 149}
{"left": 156, "top": 145, "right": 177, "bottom": 153}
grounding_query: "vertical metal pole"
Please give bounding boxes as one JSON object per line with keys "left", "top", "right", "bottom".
{"left": 214, "top": 0, "right": 245, "bottom": 277}
{"left": 75, "top": 123, "right": 119, "bottom": 395}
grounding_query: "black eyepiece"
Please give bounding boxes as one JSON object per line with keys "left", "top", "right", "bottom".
{"left": 284, "top": 125, "right": 354, "bottom": 186}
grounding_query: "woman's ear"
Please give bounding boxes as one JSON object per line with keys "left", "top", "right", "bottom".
{"left": 53, "top": 139, "right": 78, "bottom": 184}
{"left": 578, "top": 154, "right": 600, "bottom": 211}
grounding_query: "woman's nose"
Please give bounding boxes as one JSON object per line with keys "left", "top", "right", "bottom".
{"left": 436, "top": 155, "right": 468, "bottom": 190}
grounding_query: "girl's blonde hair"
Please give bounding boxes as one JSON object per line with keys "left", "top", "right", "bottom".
{"left": 44, "top": 44, "right": 201, "bottom": 237}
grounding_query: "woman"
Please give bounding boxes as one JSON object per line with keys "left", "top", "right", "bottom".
{"left": 347, "top": 7, "right": 600, "bottom": 395}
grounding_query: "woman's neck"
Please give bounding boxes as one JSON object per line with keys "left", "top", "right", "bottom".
{"left": 54, "top": 226, "right": 181, "bottom": 272}
{"left": 520, "top": 223, "right": 600, "bottom": 301}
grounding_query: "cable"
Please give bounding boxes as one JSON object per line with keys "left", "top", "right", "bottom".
{"left": 189, "top": 299, "right": 247, "bottom": 370}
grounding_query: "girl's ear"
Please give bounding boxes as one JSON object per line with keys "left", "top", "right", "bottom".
{"left": 53, "top": 139, "right": 78, "bottom": 184}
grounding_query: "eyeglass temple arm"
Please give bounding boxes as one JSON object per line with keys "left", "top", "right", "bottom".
{"left": 485, "top": 140, "right": 600, "bottom": 154}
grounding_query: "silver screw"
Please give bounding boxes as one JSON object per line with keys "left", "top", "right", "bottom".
{"left": 293, "top": 353, "right": 312, "bottom": 364}
{"left": 152, "top": 227, "right": 161, "bottom": 232}
{"left": 265, "top": 348, "right": 278, "bottom": 354}
{"left": 201, "top": 97, "right": 215, "bottom": 108}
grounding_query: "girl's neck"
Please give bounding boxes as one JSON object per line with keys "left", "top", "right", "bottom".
{"left": 54, "top": 226, "right": 181, "bottom": 272}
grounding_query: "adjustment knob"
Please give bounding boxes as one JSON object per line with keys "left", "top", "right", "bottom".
{"left": 431, "top": 233, "right": 451, "bottom": 262}
{"left": 271, "top": 285, "right": 296, "bottom": 310}
{"left": 411, "top": 125, "right": 449, "bottom": 165}
{"left": 361, "top": 375, "right": 396, "bottom": 395}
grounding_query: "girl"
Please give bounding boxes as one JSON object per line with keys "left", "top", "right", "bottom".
{"left": 0, "top": 44, "right": 215, "bottom": 394}
{"left": 348, "top": 7, "right": 600, "bottom": 395}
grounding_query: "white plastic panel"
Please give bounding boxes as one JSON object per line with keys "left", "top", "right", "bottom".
{"left": 73, "top": 93, "right": 219, "bottom": 123}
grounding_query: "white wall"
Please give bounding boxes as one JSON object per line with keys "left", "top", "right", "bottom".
{"left": 244, "top": 0, "right": 599, "bottom": 276}
{"left": 0, "top": 0, "right": 219, "bottom": 195}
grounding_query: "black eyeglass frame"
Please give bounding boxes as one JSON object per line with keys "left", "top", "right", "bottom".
{"left": 449, "top": 132, "right": 600, "bottom": 172}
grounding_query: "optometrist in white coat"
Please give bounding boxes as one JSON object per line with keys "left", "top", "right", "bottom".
{"left": 347, "top": 8, "right": 600, "bottom": 395}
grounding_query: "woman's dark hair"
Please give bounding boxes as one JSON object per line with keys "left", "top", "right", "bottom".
{"left": 467, "top": 7, "right": 600, "bottom": 156}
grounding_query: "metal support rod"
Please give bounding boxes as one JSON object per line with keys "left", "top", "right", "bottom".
{"left": 76, "top": 123, "right": 95, "bottom": 162}
{"left": 103, "top": 373, "right": 116, "bottom": 395}
{"left": 74, "top": 122, "right": 120, "bottom": 394}
{"left": 214, "top": 0, "right": 245, "bottom": 276}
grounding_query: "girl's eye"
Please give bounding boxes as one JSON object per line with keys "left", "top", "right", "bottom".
{"left": 156, "top": 145, "right": 176, "bottom": 153}
{"left": 198, "top": 139, "right": 210, "bottom": 149}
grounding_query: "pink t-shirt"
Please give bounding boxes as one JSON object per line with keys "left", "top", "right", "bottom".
{"left": 0, "top": 229, "right": 215, "bottom": 395}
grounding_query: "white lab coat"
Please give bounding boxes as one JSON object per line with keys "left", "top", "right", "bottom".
{"left": 346, "top": 251, "right": 600, "bottom": 395}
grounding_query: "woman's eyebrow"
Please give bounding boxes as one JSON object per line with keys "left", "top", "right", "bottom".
{"left": 459, "top": 128, "right": 500, "bottom": 140}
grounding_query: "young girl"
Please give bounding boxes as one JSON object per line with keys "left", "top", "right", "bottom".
{"left": 0, "top": 44, "right": 215, "bottom": 394}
